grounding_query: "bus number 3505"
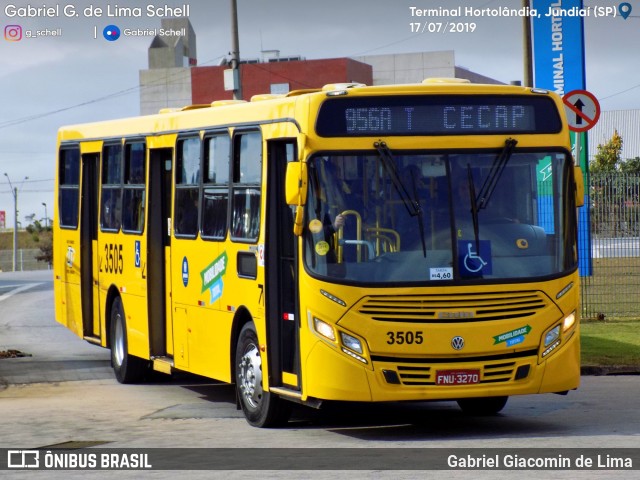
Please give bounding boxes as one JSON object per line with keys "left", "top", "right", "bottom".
{"left": 386, "top": 331, "right": 424, "bottom": 345}
{"left": 101, "top": 243, "right": 124, "bottom": 274}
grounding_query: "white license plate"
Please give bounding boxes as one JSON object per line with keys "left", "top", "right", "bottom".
{"left": 435, "top": 369, "right": 480, "bottom": 385}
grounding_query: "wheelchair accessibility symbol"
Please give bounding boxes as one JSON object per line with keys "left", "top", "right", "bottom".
{"left": 458, "top": 240, "right": 492, "bottom": 276}
{"left": 464, "top": 242, "right": 486, "bottom": 272}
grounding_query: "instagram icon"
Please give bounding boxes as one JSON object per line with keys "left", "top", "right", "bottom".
{"left": 4, "top": 25, "right": 22, "bottom": 41}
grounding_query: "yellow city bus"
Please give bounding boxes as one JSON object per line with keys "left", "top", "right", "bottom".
{"left": 54, "top": 79, "right": 584, "bottom": 427}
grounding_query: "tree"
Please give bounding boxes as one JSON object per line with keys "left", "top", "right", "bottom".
{"left": 620, "top": 157, "right": 640, "bottom": 175}
{"left": 590, "top": 130, "right": 623, "bottom": 173}
{"left": 25, "top": 219, "right": 53, "bottom": 266}
{"left": 36, "top": 241, "right": 53, "bottom": 266}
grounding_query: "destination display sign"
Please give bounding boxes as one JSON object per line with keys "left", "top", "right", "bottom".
{"left": 316, "top": 95, "right": 562, "bottom": 137}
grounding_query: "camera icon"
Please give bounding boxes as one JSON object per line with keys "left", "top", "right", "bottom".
{"left": 4, "top": 25, "right": 22, "bottom": 41}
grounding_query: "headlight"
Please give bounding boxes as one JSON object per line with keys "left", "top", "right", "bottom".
{"left": 563, "top": 312, "right": 576, "bottom": 332}
{"left": 542, "top": 325, "right": 561, "bottom": 358}
{"left": 313, "top": 317, "right": 336, "bottom": 342}
{"left": 340, "top": 332, "right": 363, "bottom": 354}
{"left": 544, "top": 325, "right": 560, "bottom": 347}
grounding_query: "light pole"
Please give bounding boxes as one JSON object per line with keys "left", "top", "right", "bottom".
{"left": 522, "top": 0, "right": 533, "bottom": 87}
{"left": 42, "top": 202, "right": 48, "bottom": 229}
{"left": 230, "top": 0, "right": 242, "bottom": 100}
{"left": 4, "top": 173, "right": 28, "bottom": 272}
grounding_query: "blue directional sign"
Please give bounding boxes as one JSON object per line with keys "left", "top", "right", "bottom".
{"left": 532, "top": 0, "right": 586, "bottom": 95}
{"left": 532, "top": 0, "right": 592, "bottom": 276}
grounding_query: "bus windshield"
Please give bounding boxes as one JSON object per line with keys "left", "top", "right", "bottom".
{"left": 303, "top": 149, "right": 576, "bottom": 284}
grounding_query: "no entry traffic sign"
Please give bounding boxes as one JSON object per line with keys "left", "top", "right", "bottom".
{"left": 563, "top": 90, "right": 600, "bottom": 132}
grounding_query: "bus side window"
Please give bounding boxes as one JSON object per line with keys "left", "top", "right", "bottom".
{"left": 58, "top": 147, "right": 81, "bottom": 229}
{"left": 231, "top": 131, "right": 262, "bottom": 241}
{"left": 174, "top": 137, "right": 201, "bottom": 237}
{"left": 101, "top": 144, "right": 123, "bottom": 232}
{"left": 202, "top": 133, "right": 230, "bottom": 239}
{"left": 122, "top": 142, "right": 146, "bottom": 233}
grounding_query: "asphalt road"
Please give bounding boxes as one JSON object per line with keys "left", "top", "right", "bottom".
{"left": 0, "top": 270, "right": 638, "bottom": 479}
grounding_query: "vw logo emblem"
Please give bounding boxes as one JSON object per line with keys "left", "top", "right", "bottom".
{"left": 451, "top": 336, "right": 465, "bottom": 350}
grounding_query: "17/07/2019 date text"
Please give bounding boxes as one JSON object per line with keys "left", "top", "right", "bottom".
{"left": 410, "top": 22, "right": 477, "bottom": 33}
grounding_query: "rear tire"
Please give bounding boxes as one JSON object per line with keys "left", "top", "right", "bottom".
{"left": 110, "top": 297, "right": 148, "bottom": 384}
{"left": 235, "top": 323, "right": 291, "bottom": 427}
{"left": 457, "top": 396, "right": 508, "bottom": 416}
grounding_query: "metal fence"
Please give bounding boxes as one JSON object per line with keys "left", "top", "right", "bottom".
{"left": 0, "top": 249, "right": 51, "bottom": 272}
{"left": 581, "top": 172, "right": 640, "bottom": 319}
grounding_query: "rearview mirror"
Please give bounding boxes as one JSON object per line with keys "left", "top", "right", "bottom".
{"left": 285, "top": 161, "right": 308, "bottom": 206}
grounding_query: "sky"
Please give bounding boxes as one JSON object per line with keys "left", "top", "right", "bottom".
{"left": 0, "top": 0, "right": 639, "bottom": 230}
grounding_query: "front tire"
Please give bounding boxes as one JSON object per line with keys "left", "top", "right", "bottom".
{"left": 235, "top": 323, "right": 291, "bottom": 427}
{"left": 457, "top": 396, "right": 508, "bottom": 416}
{"left": 110, "top": 297, "right": 148, "bottom": 384}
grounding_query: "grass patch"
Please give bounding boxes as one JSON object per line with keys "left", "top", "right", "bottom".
{"left": 581, "top": 319, "right": 640, "bottom": 366}
{"left": 0, "top": 230, "right": 52, "bottom": 250}
{"left": 581, "top": 257, "right": 640, "bottom": 320}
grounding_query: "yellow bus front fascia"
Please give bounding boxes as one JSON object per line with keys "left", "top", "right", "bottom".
{"left": 295, "top": 88, "right": 577, "bottom": 403}
{"left": 297, "top": 269, "right": 580, "bottom": 403}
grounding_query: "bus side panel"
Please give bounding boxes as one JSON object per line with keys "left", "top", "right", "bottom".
{"left": 169, "top": 237, "right": 207, "bottom": 372}
{"left": 120, "top": 293, "right": 151, "bottom": 360}
{"left": 171, "top": 238, "right": 236, "bottom": 383}
{"left": 172, "top": 306, "right": 189, "bottom": 369}
{"left": 53, "top": 273, "right": 66, "bottom": 328}
{"left": 186, "top": 306, "right": 234, "bottom": 383}
{"left": 55, "top": 228, "right": 83, "bottom": 338}
{"left": 97, "top": 233, "right": 150, "bottom": 359}
{"left": 52, "top": 225, "right": 68, "bottom": 330}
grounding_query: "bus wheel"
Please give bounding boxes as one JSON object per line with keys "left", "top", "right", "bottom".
{"left": 457, "top": 396, "right": 508, "bottom": 416}
{"left": 110, "top": 297, "right": 148, "bottom": 384}
{"left": 235, "top": 323, "right": 291, "bottom": 427}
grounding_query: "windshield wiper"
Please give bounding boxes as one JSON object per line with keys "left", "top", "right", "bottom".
{"left": 374, "top": 141, "right": 427, "bottom": 257}
{"left": 476, "top": 138, "right": 518, "bottom": 210}
{"left": 467, "top": 138, "right": 518, "bottom": 253}
{"left": 467, "top": 163, "right": 481, "bottom": 253}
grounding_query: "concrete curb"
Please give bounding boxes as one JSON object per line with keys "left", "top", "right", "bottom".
{"left": 581, "top": 365, "right": 640, "bottom": 375}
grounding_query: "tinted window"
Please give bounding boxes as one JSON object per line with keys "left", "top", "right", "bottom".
{"left": 175, "top": 137, "right": 201, "bottom": 237}
{"left": 58, "top": 147, "right": 80, "bottom": 228}
{"left": 101, "top": 144, "right": 122, "bottom": 231}
{"left": 231, "top": 132, "right": 262, "bottom": 241}
{"left": 202, "top": 134, "right": 230, "bottom": 239}
{"left": 122, "top": 142, "right": 146, "bottom": 233}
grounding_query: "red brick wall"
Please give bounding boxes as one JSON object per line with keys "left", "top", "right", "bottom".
{"left": 191, "top": 66, "right": 228, "bottom": 104}
{"left": 191, "top": 58, "right": 372, "bottom": 103}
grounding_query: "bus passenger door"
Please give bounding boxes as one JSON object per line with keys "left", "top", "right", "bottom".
{"left": 147, "top": 148, "right": 173, "bottom": 359}
{"left": 80, "top": 152, "right": 101, "bottom": 340}
{"left": 266, "top": 140, "right": 300, "bottom": 390}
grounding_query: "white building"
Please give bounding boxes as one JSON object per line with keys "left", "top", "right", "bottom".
{"left": 589, "top": 110, "right": 640, "bottom": 161}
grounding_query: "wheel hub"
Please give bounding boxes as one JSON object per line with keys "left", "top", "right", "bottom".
{"left": 238, "top": 344, "right": 263, "bottom": 409}
{"left": 113, "top": 314, "right": 125, "bottom": 366}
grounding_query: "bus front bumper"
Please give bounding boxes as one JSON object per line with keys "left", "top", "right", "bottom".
{"left": 302, "top": 332, "right": 580, "bottom": 403}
